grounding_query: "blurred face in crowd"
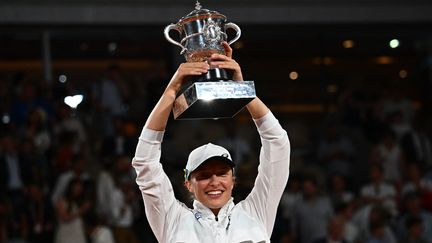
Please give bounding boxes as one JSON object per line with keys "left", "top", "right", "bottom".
{"left": 328, "top": 218, "right": 345, "bottom": 240}
{"left": 73, "top": 158, "right": 86, "bottom": 175}
{"left": 331, "top": 175, "right": 346, "bottom": 193}
{"left": 405, "top": 196, "right": 421, "bottom": 214}
{"left": 28, "top": 185, "right": 43, "bottom": 202}
{"left": 342, "top": 203, "right": 354, "bottom": 219}
{"left": 407, "top": 163, "right": 421, "bottom": 181}
{"left": 370, "top": 165, "right": 383, "bottom": 183}
{"left": 185, "top": 160, "right": 235, "bottom": 215}
{"left": 372, "top": 226, "right": 385, "bottom": 239}
{"left": 302, "top": 179, "right": 318, "bottom": 198}
{"left": 409, "top": 222, "right": 423, "bottom": 238}
{"left": 2, "top": 136, "right": 17, "bottom": 154}
{"left": 71, "top": 180, "right": 84, "bottom": 199}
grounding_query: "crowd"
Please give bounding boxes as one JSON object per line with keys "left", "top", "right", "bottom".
{"left": 0, "top": 64, "right": 431, "bottom": 243}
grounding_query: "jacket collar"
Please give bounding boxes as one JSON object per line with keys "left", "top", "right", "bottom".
{"left": 192, "top": 198, "right": 234, "bottom": 221}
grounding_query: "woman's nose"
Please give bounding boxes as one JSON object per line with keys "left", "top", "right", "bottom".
{"left": 209, "top": 174, "right": 220, "bottom": 185}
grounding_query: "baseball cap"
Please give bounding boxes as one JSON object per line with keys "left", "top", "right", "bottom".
{"left": 184, "top": 143, "right": 234, "bottom": 180}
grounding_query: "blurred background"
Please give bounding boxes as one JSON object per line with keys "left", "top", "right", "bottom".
{"left": 1, "top": 0, "right": 432, "bottom": 243}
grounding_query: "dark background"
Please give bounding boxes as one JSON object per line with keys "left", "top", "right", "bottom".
{"left": 1, "top": 0, "right": 432, "bottom": 242}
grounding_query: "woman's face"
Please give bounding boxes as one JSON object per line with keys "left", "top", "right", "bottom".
{"left": 185, "top": 160, "right": 235, "bottom": 215}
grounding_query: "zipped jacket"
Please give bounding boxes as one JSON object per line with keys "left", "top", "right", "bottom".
{"left": 132, "top": 111, "right": 290, "bottom": 243}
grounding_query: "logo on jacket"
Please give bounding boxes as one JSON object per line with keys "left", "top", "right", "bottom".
{"left": 194, "top": 212, "right": 202, "bottom": 220}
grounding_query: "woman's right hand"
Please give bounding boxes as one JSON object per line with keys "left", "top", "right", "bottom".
{"left": 165, "top": 62, "right": 209, "bottom": 96}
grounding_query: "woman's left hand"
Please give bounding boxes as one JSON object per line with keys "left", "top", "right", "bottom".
{"left": 209, "top": 42, "right": 243, "bottom": 81}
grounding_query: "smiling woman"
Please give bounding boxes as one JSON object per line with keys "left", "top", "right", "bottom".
{"left": 132, "top": 43, "right": 291, "bottom": 243}
{"left": 185, "top": 157, "right": 235, "bottom": 215}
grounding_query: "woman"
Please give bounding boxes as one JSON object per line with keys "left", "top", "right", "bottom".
{"left": 54, "top": 178, "right": 91, "bottom": 243}
{"left": 132, "top": 43, "right": 291, "bottom": 242}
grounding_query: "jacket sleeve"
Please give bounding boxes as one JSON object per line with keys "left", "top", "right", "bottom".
{"left": 131, "top": 127, "right": 179, "bottom": 242}
{"left": 239, "top": 111, "right": 291, "bottom": 236}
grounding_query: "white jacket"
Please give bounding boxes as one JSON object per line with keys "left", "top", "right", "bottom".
{"left": 132, "top": 111, "right": 290, "bottom": 243}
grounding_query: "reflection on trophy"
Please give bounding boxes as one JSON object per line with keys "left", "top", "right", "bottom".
{"left": 164, "top": 1, "right": 256, "bottom": 120}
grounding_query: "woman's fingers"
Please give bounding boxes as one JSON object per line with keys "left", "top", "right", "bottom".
{"left": 209, "top": 61, "right": 239, "bottom": 70}
{"left": 222, "top": 42, "right": 233, "bottom": 58}
{"left": 168, "top": 62, "right": 209, "bottom": 91}
{"left": 210, "top": 53, "right": 231, "bottom": 61}
{"left": 179, "top": 62, "right": 210, "bottom": 75}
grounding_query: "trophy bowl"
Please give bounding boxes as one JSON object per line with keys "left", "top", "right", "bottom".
{"left": 164, "top": 1, "right": 256, "bottom": 120}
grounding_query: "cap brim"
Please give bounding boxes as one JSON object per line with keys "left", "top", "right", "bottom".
{"left": 202, "top": 156, "right": 235, "bottom": 168}
{"left": 186, "top": 156, "right": 235, "bottom": 179}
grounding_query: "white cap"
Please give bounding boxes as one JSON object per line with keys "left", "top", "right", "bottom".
{"left": 185, "top": 143, "right": 234, "bottom": 179}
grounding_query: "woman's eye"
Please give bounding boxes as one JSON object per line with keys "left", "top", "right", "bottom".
{"left": 196, "top": 174, "right": 211, "bottom": 180}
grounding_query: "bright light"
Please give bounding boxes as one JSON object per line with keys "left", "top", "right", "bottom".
{"left": 200, "top": 93, "right": 215, "bottom": 102}
{"left": 342, "top": 40, "right": 355, "bottom": 49}
{"left": 64, "top": 95, "right": 84, "bottom": 109}
{"left": 289, "top": 71, "right": 298, "bottom": 80}
{"left": 202, "top": 97, "right": 214, "bottom": 102}
{"left": 399, "top": 69, "right": 408, "bottom": 79}
{"left": 389, "top": 39, "right": 400, "bottom": 48}
{"left": 108, "top": 42, "right": 117, "bottom": 52}
{"left": 59, "top": 75, "right": 67, "bottom": 83}
{"left": 2, "top": 114, "right": 10, "bottom": 124}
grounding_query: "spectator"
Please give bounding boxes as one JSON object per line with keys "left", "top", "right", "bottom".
{"left": 0, "top": 135, "right": 30, "bottom": 192}
{"left": 352, "top": 204, "right": 396, "bottom": 243}
{"left": 374, "top": 89, "right": 415, "bottom": 129}
{"left": 401, "top": 163, "right": 432, "bottom": 198}
{"left": 91, "top": 64, "right": 130, "bottom": 137}
{"left": 25, "top": 184, "right": 55, "bottom": 243}
{"left": 100, "top": 117, "right": 137, "bottom": 158}
{"left": 217, "top": 122, "right": 253, "bottom": 166}
{"left": 278, "top": 176, "right": 302, "bottom": 243}
{"left": 400, "top": 216, "right": 427, "bottom": 243}
{"left": 53, "top": 104, "right": 87, "bottom": 154}
{"left": 334, "top": 202, "right": 359, "bottom": 243}
{"left": 96, "top": 155, "right": 135, "bottom": 223}
{"left": 293, "top": 176, "right": 334, "bottom": 243}
{"left": 280, "top": 175, "right": 302, "bottom": 223}
{"left": 10, "top": 81, "right": 53, "bottom": 129}
{"left": 51, "top": 155, "right": 91, "bottom": 206}
{"left": 96, "top": 159, "right": 116, "bottom": 223}
{"left": 109, "top": 179, "right": 138, "bottom": 243}
{"left": 84, "top": 212, "right": 115, "bottom": 243}
{"left": 0, "top": 135, "right": 30, "bottom": 236}
{"left": 401, "top": 121, "right": 432, "bottom": 169}
{"left": 317, "top": 123, "right": 356, "bottom": 177}
{"left": 366, "top": 218, "right": 388, "bottom": 243}
{"left": 312, "top": 217, "right": 348, "bottom": 243}
{"left": 360, "top": 164, "right": 397, "bottom": 216}
{"left": 369, "top": 129, "right": 403, "bottom": 183}
{"left": 397, "top": 193, "right": 432, "bottom": 243}
{"left": 328, "top": 174, "right": 355, "bottom": 206}
{"left": 54, "top": 178, "right": 91, "bottom": 243}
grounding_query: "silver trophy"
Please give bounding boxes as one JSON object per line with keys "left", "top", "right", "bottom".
{"left": 164, "top": 1, "right": 256, "bottom": 120}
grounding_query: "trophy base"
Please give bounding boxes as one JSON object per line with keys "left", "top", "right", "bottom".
{"left": 173, "top": 80, "right": 256, "bottom": 120}
{"left": 196, "top": 68, "right": 229, "bottom": 82}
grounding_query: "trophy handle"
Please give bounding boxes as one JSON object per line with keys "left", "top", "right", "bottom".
{"left": 164, "top": 24, "right": 187, "bottom": 53}
{"left": 224, "top": 22, "right": 241, "bottom": 45}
